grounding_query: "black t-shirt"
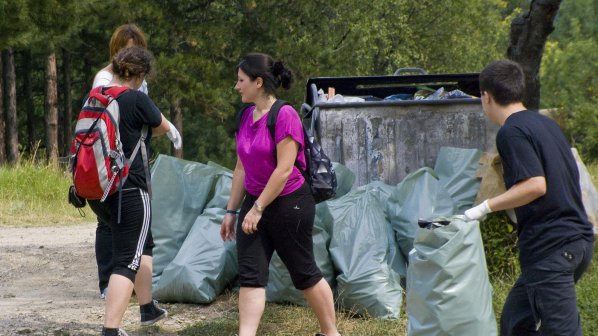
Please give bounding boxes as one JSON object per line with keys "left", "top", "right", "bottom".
{"left": 115, "top": 90, "right": 162, "bottom": 190}
{"left": 497, "top": 110, "right": 594, "bottom": 266}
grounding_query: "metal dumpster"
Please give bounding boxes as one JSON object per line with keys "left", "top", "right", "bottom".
{"left": 303, "top": 71, "right": 498, "bottom": 187}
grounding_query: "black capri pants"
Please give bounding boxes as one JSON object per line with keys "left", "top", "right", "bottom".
{"left": 236, "top": 182, "right": 323, "bottom": 290}
{"left": 106, "top": 188, "right": 154, "bottom": 283}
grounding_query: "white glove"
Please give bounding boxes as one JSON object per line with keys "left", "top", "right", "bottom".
{"left": 166, "top": 121, "right": 182, "bottom": 150}
{"left": 464, "top": 199, "right": 492, "bottom": 221}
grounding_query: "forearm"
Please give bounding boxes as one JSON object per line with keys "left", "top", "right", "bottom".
{"left": 466, "top": 176, "right": 546, "bottom": 220}
{"left": 152, "top": 114, "right": 170, "bottom": 136}
{"left": 487, "top": 176, "right": 546, "bottom": 212}
{"left": 255, "top": 167, "right": 292, "bottom": 208}
{"left": 227, "top": 166, "right": 247, "bottom": 211}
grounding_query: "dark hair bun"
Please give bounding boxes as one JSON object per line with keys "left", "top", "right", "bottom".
{"left": 273, "top": 60, "right": 294, "bottom": 90}
{"left": 237, "top": 53, "right": 294, "bottom": 93}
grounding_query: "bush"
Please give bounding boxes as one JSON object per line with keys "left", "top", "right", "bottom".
{"left": 479, "top": 212, "right": 519, "bottom": 278}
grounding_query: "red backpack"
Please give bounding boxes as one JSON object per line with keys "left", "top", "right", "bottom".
{"left": 69, "top": 86, "right": 149, "bottom": 218}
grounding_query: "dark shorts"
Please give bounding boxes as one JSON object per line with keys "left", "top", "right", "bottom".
{"left": 236, "top": 182, "right": 322, "bottom": 290}
{"left": 500, "top": 238, "right": 594, "bottom": 336}
{"left": 106, "top": 188, "right": 154, "bottom": 282}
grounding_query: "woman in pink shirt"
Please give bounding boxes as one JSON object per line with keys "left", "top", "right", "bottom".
{"left": 220, "top": 53, "right": 340, "bottom": 336}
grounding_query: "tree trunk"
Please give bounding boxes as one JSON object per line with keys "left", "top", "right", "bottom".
{"left": 507, "top": 0, "right": 562, "bottom": 110}
{"left": 3, "top": 49, "right": 18, "bottom": 164}
{"left": 23, "top": 50, "right": 36, "bottom": 150}
{"left": 170, "top": 97, "right": 183, "bottom": 158}
{"left": 61, "top": 48, "right": 73, "bottom": 156}
{"left": 45, "top": 52, "right": 59, "bottom": 166}
{"left": 0, "top": 51, "right": 5, "bottom": 165}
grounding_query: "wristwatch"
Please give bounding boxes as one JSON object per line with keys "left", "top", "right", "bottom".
{"left": 254, "top": 201, "right": 265, "bottom": 213}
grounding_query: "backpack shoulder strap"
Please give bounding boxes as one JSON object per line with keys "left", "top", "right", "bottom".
{"left": 103, "top": 86, "right": 129, "bottom": 99}
{"left": 120, "top": 125, "right": 151, "bottom": 196}
{"left": 233, "top": 103, "right": 255, "bottom": 134}
{"left": 266, "top": 100, "right": 291, "bottom": 143}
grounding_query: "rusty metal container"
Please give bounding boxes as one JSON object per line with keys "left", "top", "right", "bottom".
{"left": 303, "top": 72, "right": 498, "bottom": 187}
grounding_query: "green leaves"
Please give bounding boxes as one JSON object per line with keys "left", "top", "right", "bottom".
{"left": 541, "top": 0, "right": 598, "bottom": 161}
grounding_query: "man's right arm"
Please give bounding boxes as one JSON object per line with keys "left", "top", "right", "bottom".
{"left": 465, "top": 176, "right": 546, "bottom": 220}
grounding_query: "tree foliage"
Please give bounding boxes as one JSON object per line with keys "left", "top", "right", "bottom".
{"left": 1, "top": 0, "right": 586, "bottom": 167}
{"left": 540, "top": 0, "right": 598, "bottom": 161}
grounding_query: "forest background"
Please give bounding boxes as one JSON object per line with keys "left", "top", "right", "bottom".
{"left": 0, "top": 0, "right": 597, "bottom": 169}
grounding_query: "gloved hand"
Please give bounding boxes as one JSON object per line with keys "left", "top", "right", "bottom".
{"left": 166, "top": 121, "right": 182, "bottom": 150}
{"left": 464, "top": 199, "right": 492, "bottom": 221}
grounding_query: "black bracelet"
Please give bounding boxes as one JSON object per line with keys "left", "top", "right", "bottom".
{"left": 225, "top": 209, "right": 239, "bottom": 215}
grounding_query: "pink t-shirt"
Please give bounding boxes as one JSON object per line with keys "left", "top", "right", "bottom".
{"left": 236, "top": 104, "right": 306, "bottom": 197}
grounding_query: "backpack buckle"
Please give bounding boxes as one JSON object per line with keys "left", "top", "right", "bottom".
{"left": 109, "top": 151, "right": 126, "bottom": 173}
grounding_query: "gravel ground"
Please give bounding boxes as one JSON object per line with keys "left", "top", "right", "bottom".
{"left": 0, "top": 224, "right": 226, "bottom": 336}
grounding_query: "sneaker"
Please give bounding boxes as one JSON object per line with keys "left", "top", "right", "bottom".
{"left": 140, "top": 301, "right": 168, "bottom": 326}
{"left": 100, "top": 288, "right": 108, "bottom": 300}
{"left": 101, "top": 327, "right": 128, "bottom": 336}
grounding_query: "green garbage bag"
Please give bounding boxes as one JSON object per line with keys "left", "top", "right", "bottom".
{"left": 434, "top": 147, "right": 482, "bottom": 213}
{"left": 153, "top": 208, "right": 237, "bottom": 303}
{"left": 150, "top": 155, "right": 232, "bottom": 285}
{"left": 407, "top": 217, "right": 497, "bottom": 336}
{"left": 328, "top": 189, "right": 403, "bottom": 319}
{"left": 387, "top": 168, "right": 456, "bottom": 269}
{"left": 358, "top": 181, "right": 408, "bottom": 286}
{"left": 332, "top": 162, "right": 356, "bottom": 199}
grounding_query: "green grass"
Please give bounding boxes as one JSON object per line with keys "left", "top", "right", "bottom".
{"left": 0, "top": 160, "right": 91, "bottom": 226}
{"left": 180, "top": 293, "right": 407, "bottom": 336}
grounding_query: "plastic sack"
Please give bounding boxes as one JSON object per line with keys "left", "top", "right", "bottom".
{"left": 571, "top": 149, "right": 598, "bottom": 233}
{"left": 434, "top": 147, "right": 482, "bottom": 213}
{"left": 328, "top": 189, "right": 403, "bottom": 319}
{"left": 387, "top": 167, "right": 456, "bottom": 270}
{"left": 152, "top": 208, "right": 237, "bottom": 303}
{"left": 359, "top": 181, "right": 409, "bottom": 286}
{"left": 332, "top": 162, "right": 356, "bottom": 199}
{"left": 407, "top": 216, "right": 497, "bottom": 336}
{"left": 150, "top": 155, "right": 232, "bottom": 285}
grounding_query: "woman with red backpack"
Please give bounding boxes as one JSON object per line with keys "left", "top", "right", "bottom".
{"left": 96, "top": 46, "right": 175, "bottom": 336}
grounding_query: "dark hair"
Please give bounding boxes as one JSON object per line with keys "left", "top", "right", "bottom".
{"left": 237, "top": 53, "right": 294, "bottom": 95}
{"left": 479, "top": 59, "right": 525, "bottom": 106}
{"left": 109, "top": 23, "right": 147, "bottom": 59}
{"left": 111, "top": 46, "right": 153, "bottom": 80}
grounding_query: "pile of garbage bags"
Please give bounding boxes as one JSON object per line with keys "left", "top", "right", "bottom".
{"left": 150, "top": 147, "right": 497, "bottom": 333}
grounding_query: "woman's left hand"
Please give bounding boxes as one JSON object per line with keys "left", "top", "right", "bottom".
{"left": 241, "top": 208, "right": 262, "bottom": 234}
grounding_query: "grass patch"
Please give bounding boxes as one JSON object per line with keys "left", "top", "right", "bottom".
{"left": 181, "top": 300, "right": 406, "bottom": 336}
{"left": 0, "top": 161, "right": 91, "bottom": 226}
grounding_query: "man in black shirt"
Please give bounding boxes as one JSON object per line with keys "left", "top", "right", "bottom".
{"left": 465, "top": 60, "right": 594, "bottom": 336}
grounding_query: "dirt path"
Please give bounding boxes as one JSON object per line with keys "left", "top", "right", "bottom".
{"left": 0, "top": 224, "right": 226, "bottom": 336}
